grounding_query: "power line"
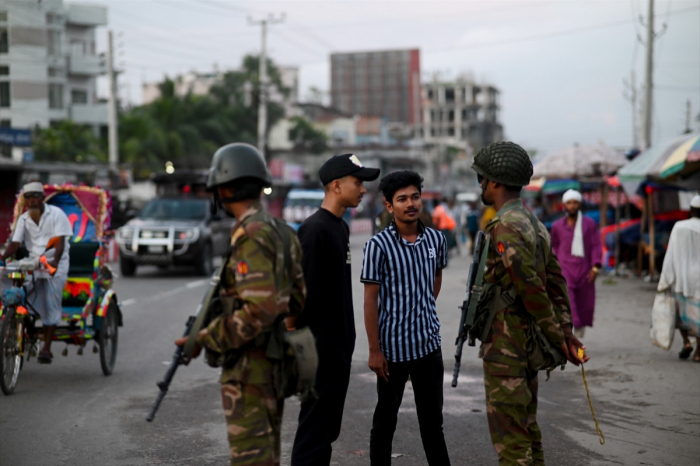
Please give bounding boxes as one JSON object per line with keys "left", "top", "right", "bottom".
{"left": 656, "top": 84, "right": 700, "bottom": 92}
{"left": 425, "top": 5, "right": 698, "bottom": 54}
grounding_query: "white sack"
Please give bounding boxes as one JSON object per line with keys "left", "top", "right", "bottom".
{"left": 650, "top": 292, "right": 676, "bottom": 351}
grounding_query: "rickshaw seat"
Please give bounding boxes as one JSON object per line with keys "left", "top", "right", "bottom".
{"left": 68, "top": 242, "right": 101, "bottom": 276}
{"left": 61, "top": 242, "right": 100, "bottom": 308}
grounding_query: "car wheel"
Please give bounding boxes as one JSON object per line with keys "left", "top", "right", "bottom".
{"left": 120, "top": 257, "right": 137, "bottom": 277}
{"left": 195, "top": 243, "right": 213, "bottom": 276}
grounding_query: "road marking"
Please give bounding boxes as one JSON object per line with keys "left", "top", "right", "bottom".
{"left": 186, "top": 279, "right": 207, "bottom": 289}
{"left": 118, "top": 279, "right": 208, "bottom": 309}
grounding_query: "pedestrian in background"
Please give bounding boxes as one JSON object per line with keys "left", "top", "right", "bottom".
{"left": 657, "top": 194, "right": 700, "bottom": 362}
{"left": 471, "top": 142, "right": 587, "bottom": 465}
{"left": 550, "top": 189, "right": 603, "bottom": 339}
{"left": 176, "top": 144, "right": 306, "bottom": 466}
{"left": 291, "top": 154, "right": 379, "bottom": 465}
{"left": 465, "top": 202, "right": 480, "bottom": 255}
{"left": 432, "top": 198, "right": 457, "bottom": 254}
{"left": 362, "top": 170, "right": 451, "bottom": 466}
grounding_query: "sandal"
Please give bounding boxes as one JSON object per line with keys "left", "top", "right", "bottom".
{"left": 37, "top": 351, "right": 53, "bottom": 364}
{"left": 678, "top": 345, "right": 693, "bottom": 360}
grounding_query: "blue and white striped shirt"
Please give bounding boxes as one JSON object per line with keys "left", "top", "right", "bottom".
{"left": 361, "top": 222, "right": 448, "bottom": 362}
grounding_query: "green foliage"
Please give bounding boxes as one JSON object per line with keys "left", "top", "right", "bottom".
{"left": 32, "top": 54, "right": 300, "bottom": 179}
{"left": 33, "top": 121, "right": 106, "bottom": 163}
{"left": 119, "top": 54, "right": 293, "bottom": 179}
{"left": 288, "top": 116, "right": 328, "bottom": 154}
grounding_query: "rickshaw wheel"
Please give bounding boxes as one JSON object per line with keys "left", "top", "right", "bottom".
{"left": 0, "top": 308, "right": 23, "bottom": 395}
{"left": 98, "top": 303, "right": 119, "bottom": 376}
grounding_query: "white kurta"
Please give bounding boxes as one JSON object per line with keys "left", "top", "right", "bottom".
{"left": 658, "top": 218, "right": 700, "bottom": 300}
{"left": 11, "top": 205, "right": 73, "bottom": 325}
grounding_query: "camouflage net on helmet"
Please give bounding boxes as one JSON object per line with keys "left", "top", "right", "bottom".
{"left": 472, "top": 141, "right": 533, "bottom": 187}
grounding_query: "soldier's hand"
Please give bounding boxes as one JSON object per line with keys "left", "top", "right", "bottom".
{"left": 174, "top": 329, "right": 207, "bottom": 363}
{"left": 369, "top": 349, "right": 390, "bottom": 382}
{"left": 565, "top": 333, "right": 589, "bottom": 366}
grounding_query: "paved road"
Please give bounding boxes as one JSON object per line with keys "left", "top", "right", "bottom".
{"left": 1, "top": 234, "right": 698, "bottom": 465}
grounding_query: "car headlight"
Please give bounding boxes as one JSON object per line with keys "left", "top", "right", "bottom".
{"left": 175, "top": 228, "right": 198, "bottom": 241}
{"left": 118, "top": 227, "right": 133, "bottom": 239}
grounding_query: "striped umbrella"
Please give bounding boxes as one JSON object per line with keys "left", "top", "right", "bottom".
{"left": 660, "top": 134, "right": 700, "bottom": 179}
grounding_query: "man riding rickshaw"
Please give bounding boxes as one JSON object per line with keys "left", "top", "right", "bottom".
{"left": 0, "top": 182, "right": 122, "bottom": 395}
{"left": 1, "top": 182, "right": 73, "bottom": 363}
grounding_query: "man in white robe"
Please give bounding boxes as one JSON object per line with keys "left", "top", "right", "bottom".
{"left": 658, "top": 194, "right": 700, "bottom": 362}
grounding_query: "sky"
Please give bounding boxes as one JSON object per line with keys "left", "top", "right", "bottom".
{"left": 93, "top": 0, "right": 700, "bottom": 154}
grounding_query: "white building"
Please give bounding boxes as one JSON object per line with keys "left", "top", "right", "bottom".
{"left": 421, "top": 77, "right": 504, "bottom": 151}
{"left": 0, "top": 0, "right": 108, "bottom": 153}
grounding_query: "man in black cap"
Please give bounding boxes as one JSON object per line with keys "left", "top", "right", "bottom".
{"left": 290, "top": 154, "right": 380, "bottom": 465}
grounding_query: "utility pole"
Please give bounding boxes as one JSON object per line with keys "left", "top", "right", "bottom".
{"left": 623, "top": 70, "right": 639, "bottom": 148}
{"left": 640, "top": 0, "right": 666, "bottom": 150}
{"left": 248, "top": 14, "right": 284, "bottom": 160}
{"left": 107, "top": 29, "right": 118, "bottom": 171}
{"left": 684, "top": 99, "right": 692, "bottom": 134}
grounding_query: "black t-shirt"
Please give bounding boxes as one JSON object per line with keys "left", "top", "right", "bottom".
{"left": 296, "top": 208, "right": 355, "bottom": 365}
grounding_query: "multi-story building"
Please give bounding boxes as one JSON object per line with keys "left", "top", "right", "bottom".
{"left": 0, "top": 0, "right": 108, "bottom": 158}
{"left": 330, "top": 48, "right": 421, "bottom": 125}
{"left": 421, "top": 77, "right": 503, "bottom": 151}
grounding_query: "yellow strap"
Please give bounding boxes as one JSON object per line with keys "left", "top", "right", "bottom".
{"left": 579, "top": 348, "right": 605, "bottom": 445}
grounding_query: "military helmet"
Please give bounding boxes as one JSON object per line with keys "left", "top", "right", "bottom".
{"left": 472, "top": 141, "right": 533, "bottom": 187}
{"left": 207, "top": 143, "right": 272, "bottom": 189}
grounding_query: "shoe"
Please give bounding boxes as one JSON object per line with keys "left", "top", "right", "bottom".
{"left": 679, "top": 345, "right": 693, "bottom": 360}
{"left": 37, "top": 351, "right": 53, "bottom": 364}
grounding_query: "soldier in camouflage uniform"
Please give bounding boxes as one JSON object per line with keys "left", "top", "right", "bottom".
{"left": 177, "top": 143, "right": 306, "bottom": 466}
{"left": 472, "top": 141, "right": 589, "bottom": 465}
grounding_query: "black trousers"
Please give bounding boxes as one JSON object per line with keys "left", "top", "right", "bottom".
{"left": 369, "top": 349, "right": 451, "bottom": 466}
{"left": 291, "top": 358, "right": 352, "bottom": 466}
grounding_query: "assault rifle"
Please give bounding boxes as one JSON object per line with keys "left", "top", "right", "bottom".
{"left": 451, "top": 231, "right": 490, "bottom": 387}
{"left": 146, "top": 266, "right": 223, "bottom": 422}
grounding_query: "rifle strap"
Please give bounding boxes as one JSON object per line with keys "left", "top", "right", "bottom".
{"left": 465, "top": 234, "right": 491, "bottom": 326}
{"left": 182, "top": 264, "right": 224, "bottom": 362}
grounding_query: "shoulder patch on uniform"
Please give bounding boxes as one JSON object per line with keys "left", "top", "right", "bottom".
{"left": 236, "top": 261, "right": 249, "bottom": 275}
{"left": 496, "top": 241, "right": 506, "bottom": 255}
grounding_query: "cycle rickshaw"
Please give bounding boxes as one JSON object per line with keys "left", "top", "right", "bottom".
{"left": 0, "top": 184, "right": 123, "bottom": 395}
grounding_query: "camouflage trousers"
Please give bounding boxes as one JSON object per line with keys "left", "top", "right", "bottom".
{"left": 221, "top": 382, "right": 284, "bottom": 466}
{"left": 483, "top": 361, "right": 544, "bottom": 466}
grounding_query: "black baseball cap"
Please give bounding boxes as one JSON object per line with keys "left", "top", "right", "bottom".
{"left": 318, "top": 154, "right": 381, "bottom": 185}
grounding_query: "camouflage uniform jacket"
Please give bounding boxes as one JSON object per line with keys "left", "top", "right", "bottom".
{"left": 197, "top": 201, "right": 306, "bottom": 385}
{"left": 479, "top": 198, "right": 572, "bottom": 371}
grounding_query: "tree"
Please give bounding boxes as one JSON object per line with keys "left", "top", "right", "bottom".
{"left": 33, "top": 121, "right": 106, "bottom": 163}
{"left": 288, "top": 116, "right": 328, "bottom": 154}
{"left": 118, "top": 54, "right": 292, "bottom": 178}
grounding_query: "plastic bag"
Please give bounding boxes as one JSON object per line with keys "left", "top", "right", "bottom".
{"left": 650, "top": 292, "right": 676, "bottom": 351}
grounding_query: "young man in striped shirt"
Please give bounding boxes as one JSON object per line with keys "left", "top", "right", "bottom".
{"left": 361, "top": 170, "right": 451, "bottom": 466}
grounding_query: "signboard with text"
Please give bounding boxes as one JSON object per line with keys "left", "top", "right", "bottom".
{"left": 0, "top": 128, "right": 32, "bottom": 146}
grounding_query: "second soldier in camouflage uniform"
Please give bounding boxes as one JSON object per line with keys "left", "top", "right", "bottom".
{"left": 178, "top": 143, "right": 306, "bottom": 466}
{"left": 472, "top": 141, "right": 589, "bottom": 465}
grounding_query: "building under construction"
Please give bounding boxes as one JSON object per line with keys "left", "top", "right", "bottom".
{"left": 421, "top": 78, "right": 504, "bottom": 152}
